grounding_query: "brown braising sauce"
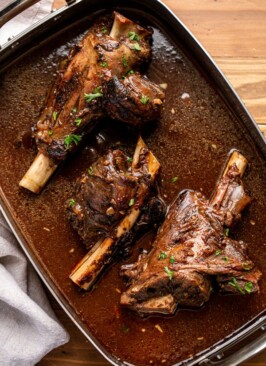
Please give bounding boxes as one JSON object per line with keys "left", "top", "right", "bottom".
{"left": 0, "top": 11, "right": 265, "bottom": 366}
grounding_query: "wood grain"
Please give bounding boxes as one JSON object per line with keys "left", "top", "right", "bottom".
{"left": 38, "top": 0, "right": 266, "bottom": 365}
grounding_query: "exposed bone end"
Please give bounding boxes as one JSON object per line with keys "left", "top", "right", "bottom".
{"left": 19, "top": 152, "right": 57, "bottom": 194}
{"left": 210, "top": 150, "right": 251, "bottom": 223}
{"left": 132, "top": 136, "right": 161, "bottom": 178}
{"left": 70, "top": 237, "right": 114, "bottom": 290}
{"left": 223, "top": 150, "right": 248, "bottom": 178}
{"left": 110, "top": 11, "right": 151, "bottom": 40}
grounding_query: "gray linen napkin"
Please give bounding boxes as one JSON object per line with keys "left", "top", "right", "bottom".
{"left": 0, "top": 0, "right": 69, "bottom": 366}
{"left": 0, "top": 212, "right": 70, "bottom": 366}
{"left": 0, "top": 3, "right": 69, "bottom": 364}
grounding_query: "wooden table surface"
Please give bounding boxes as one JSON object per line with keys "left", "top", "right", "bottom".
{"left": 38, "top": 1, "right": 266, "bottom": 365}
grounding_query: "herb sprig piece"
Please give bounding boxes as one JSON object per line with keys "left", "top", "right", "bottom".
{"left": 52, "top": 111, "right": 57, "bottom": 121}
{"left": 69, "top": 198, "right": 76, "bottom": 207}
{"left": 134, "top": 43, "right": 141, "bottom": 51}
{"left": 84, "top": 87, "right": 103, "bottom": 103}
{"left": 88, "top": 166, "right": 93, "bottom": 176}
{"left": 171, "top": 176, "right": 178, "bottom": 183}
{"left": 140, "top": 95, "right": 149, "bottom": 105}
{"left": 228, "top": 277, "right": 244, "bottom": 294}
{"left": 64, "top": 134, "right": 82, "bottom": 149}
{"left": 164, "top": 266, "right": 174, "bottom": 280}
{"left": 122, "top": 55, "right": 127, "bottom": 68}
{"left": 158, "top": 252, "right": 167, "bottom": 260}
{"left": 129, "top": 31, "right": 140, "bottom": 41}
{"left": 75, "top": 118, "right": 82, "bottom": 126}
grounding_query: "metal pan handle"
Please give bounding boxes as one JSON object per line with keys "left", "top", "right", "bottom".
{"left": 199, "top": 323, "right": 266, "bottom": 366}
{"left": 0, "top": 0, "right": 75, "bottom": 28}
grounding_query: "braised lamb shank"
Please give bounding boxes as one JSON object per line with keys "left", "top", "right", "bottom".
{"left": 68, "top": 137, "right": 165, "bottom": 290}
{"left": 120, "top": 151, "right": 262, "bottom": 315}
{"left": 19, "top": 12, "right": 164, "bottom": 193}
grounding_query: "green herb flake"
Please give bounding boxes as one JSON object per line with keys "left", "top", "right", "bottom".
{"left": 169, "top": 255, "right": 175, "bottom": 264}
{"left": 225, "top": 228, "right": 230, "bottom": 237}
{"left": 164, "top": 266, "right": 174, "bottom": 280}
{"left": 134, "top": 42, "right": 141, "bottom": 51}
{"left": 69, "top": 198, "right": 76, "bottom": 208}
{"left": 88, "top": 166, "right": 93, "bottom": 176}
{"left": 158, "top": 252, "right": 167, "bottom": 260}
{"left": 121, "top": 324, "right": 130, "bottom": 334}
{"left": 100, "top": 61, "right": 108, "bottom": 67}
{"left": 64, "top": 134, "right": 82, "bottom": 149}
{"left": 129, "top": 31, "right": 140, "bottom": 41}
{"left": 242, "top": 262, "right": 251, "bottom": 271}
{"left": 52, "top": 111, "right": 57, "bottom": 121}
{"left": 245, "top": 282, "right": 253, "bottom": 294}
{"left": 75, "top": 118, "right": 82, "bottom": 126}
{"left": 127, "top": 157, "right": 133, "bottom": 163}
{"left": 48, "top": 130, "right": 53, "bottom": 136}
{"left": 122, "top": 55, "right": 127, "bottom": 68}
{"left": 215, "top": 249, "right": 222, "bottom": 256}
{"left": 140, "top": 95, "right": 149, "bottom": 105}
{"left": 171, "top": 176, "right": 178, "bottom": 183}
{"left": 129, "top": 198, "right": 135, "bottom": 207}
{"left": 127, "top": 70, "right": 134, "bottom": 75}
{"left": 228, "top": 277, "right": 245, "bottom": 294}
{"left": 84, "top": 87, "right": 103, "bottom": 103}
{"left": 222, "top": 256, "right": 229, "bottom": 262}
{"left": 72, "top": 107, "right": 77, "bottom": 113}
{"left": 101, "top": 26, "right": 107, "bottom": 34}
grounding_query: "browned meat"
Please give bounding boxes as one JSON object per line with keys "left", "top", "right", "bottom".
{"left": 120, "top": 152, "right": 262, "bottom": 315}
{"left": 103, "top": 73, "right": 165, "bottom": 125}
{"left": 34, "top": 12, "right": 161, "bottom": 162}
{"left": 68, "top": 137, "right": 166, "bottom": 290}
{"left": 67, "top": 149, "right": 136, "bottom": 246}
{"left": 20, "top": 12, "right": 164, "bottom": 194}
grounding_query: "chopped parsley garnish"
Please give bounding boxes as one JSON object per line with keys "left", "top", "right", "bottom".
{"left": 164, "top": 266, "right": 174, "bottom": 280}
{"left": 140, "top": 95, "right": 149, "bottom": 105}
{"left": 121, "top": 324, "right": 130, "bottom": 333}
{"left": 52, "top": 111, "right": 57, "bottom": 121}
{"left": 158, "top": 252, "right": 167, "bottom": 260}
{"left": 171, "top": 176, "right": 178, "bottom": 183}
{"left": 69, "top": 198, "right": 76, "bottom": 207}
{"left": 127, "top": 70, "right": 134, "bottom": 75}
{"left": 134, "top": 42, "right": 141, "bottom": 51}
{"left": 75, "top": 118, "right": 82, "bottom": 126}
{"left": 215, "top": 250, "right": 222, "bottom": 256}
{"left": 228, "top": 277, "right": 245, "bottom": 294}
{"left": 129, "top": 31, "right": 140, "bottom": 41}
{"left": 129, "top": 198, "right": 135, "bottom": 207}
{"left": 245, "top": 282, "right": 253, "bottom": 294}
{"left": 242, "top": 262, "right": 251, "bottom": 271}
{"left": 48, "top": 130, "right": 53, "bottom": 136}
{"left": 101, "top": 26, "right": 107, "bottom": 34}
{"left": 88, "top": 166, "right": 93, "bottom": 176}
{"left": 84, "top": 87, "right": 103, "bottom": 103}
{"left": 225, "top": 228, "right": 230, "bottom": 237}
{"left": 64, "top": 134, "right": 82, "bottom": 149}
{"left": 122, "top": 55, "right": 127, "bottom": 67}
{"left": 127, "top": 157, "right": 133, "bottom": 163}
{"left": 222, "top": 256, "right": 229, "bottom": 262}
{"left": 100, "top": 61, "right": 107, "bottom": 67}
{"left": 72, "top": 107, "right": 77, "bottom": 113}
{"left": 169, "top": 255, "right": 175, "bottom": 264}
